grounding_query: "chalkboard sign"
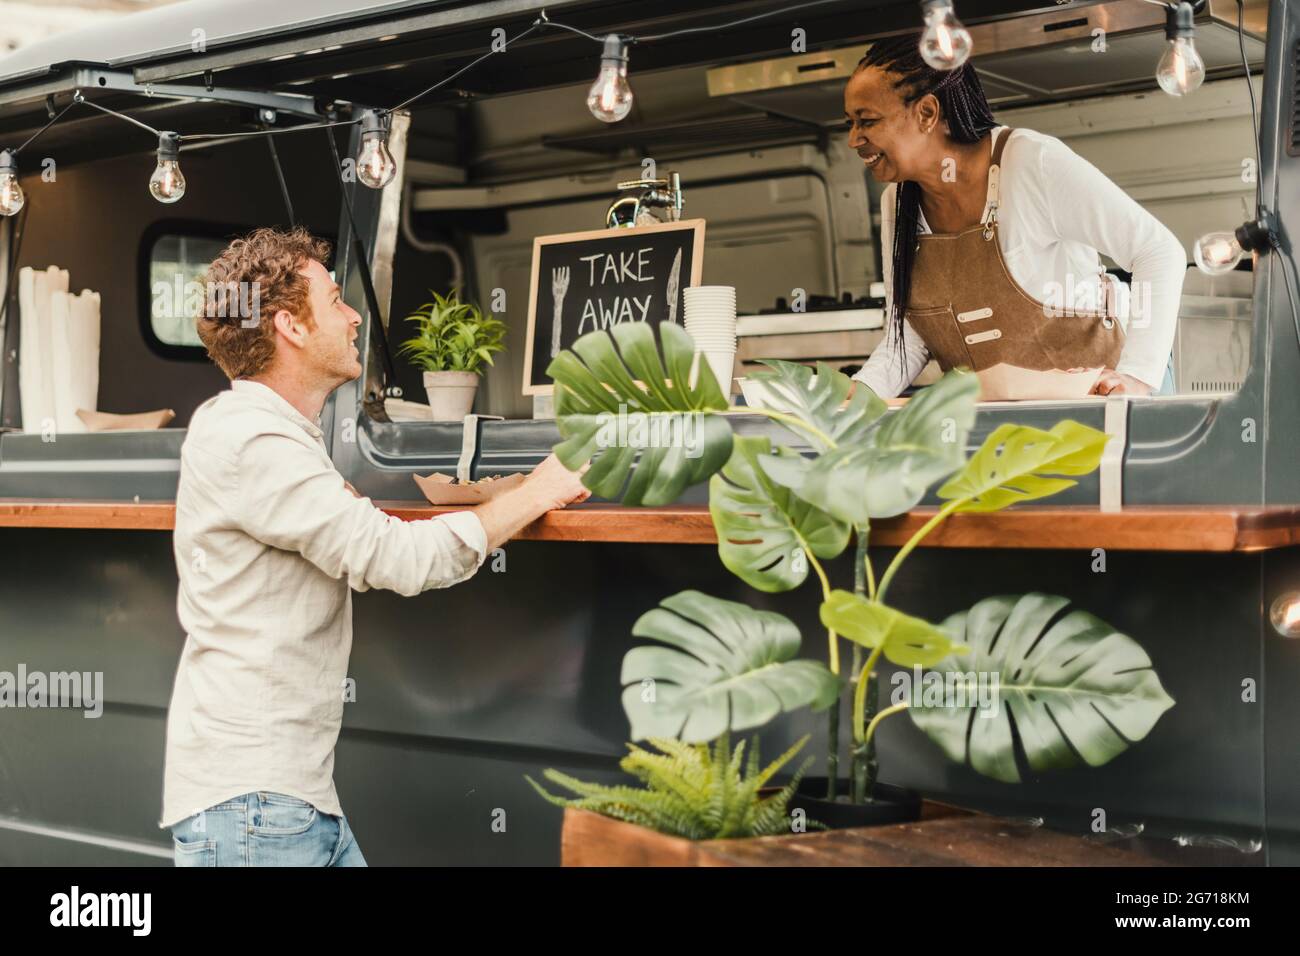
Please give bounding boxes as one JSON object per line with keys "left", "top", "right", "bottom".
{"left": 522, "top": 219, "right": 706, "bottom": 395}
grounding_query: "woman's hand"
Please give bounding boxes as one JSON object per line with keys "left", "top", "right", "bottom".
{"left": 1089, "top": 370, "right": 1153, "bottom": 397}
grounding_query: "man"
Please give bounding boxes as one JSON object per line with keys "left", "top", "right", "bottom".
{"left": 160, "top": 227, "right": 589, "bottom": 866}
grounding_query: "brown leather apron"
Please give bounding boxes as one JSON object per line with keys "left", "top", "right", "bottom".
{"left": 902, "top": 127, "right": 1124, "bottom": 400}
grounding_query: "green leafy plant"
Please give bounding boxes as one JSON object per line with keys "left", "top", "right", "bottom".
{"left": 397, "top": 290, "right": 506, "bottom": 374}
{"left": 527, "top": 733, "right": 818, "bottom": 839}
{"left": 549, "top": 321, "right": 732, "bottom": 506}
{"left": 534, "top": 324, "right": 1174, "bottom": 830}
{"left": 910, "top": 593, "right": 1175, "bottom": 783}
{"left": 621, "top": 590, "right": 840, "bottom": 742}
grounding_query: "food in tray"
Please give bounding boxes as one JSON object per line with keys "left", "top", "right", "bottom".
{"left": 412, "top": 470, "right": 527, "bottom": 505}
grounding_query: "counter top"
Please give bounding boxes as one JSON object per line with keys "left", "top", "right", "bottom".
{"left": 2, "top": 498, "right": 1300, "bottom": 551}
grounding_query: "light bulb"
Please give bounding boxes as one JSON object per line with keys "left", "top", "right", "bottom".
{"left": 1271, "top": 591, "right": 1300, "bottom": 638}
{"left": 356, "top": 109, "right": 397, "bottom": 189}
{"left": 1157, "top": 37, "right": 1205, "bottom": 96}
{"left": 1193, "top": 231, "right": 1243, "bottom": 275}
{"left": 1156, "top": 1, "right": 1205, "bottom": 97}
{"left": 919, "top": 0, "right": 972, "bottom": 71}
{"left": 0, "top": 150, "right": 23, "bottom": 216}
{"left": 149, "top": 132, "right": 185, "bottom": 203}
{"left": 587, "top": 35, "right": 634, "bottom": 124}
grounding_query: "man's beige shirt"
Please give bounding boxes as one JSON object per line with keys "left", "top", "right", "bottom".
{"left": 160, "top": 379, "right": 486, "bottom": 828}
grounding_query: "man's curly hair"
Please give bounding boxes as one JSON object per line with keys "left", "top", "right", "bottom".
{"left": 196, "top": 226, "right": 333, "bottom": 379}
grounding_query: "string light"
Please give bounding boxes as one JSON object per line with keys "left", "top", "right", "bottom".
{"left": 1270, "top": 591, "right": 1300, "bottom": 637}
{"left": 148, "top": 132, "right": 186, "bottom": 203}
{"left": 587, "top": 36, "right": 634, "bottom": 123}
{"left": 1156, "top": 1, "right": 1206, "bottom": 96}
{"left": 0, "top": 1, "right": 980, "bottom": 200}
{"left": 1193, "top": 217, "right": 1270, "bottom": 276}
{"left": 919, "top": 0, "right": 972, "bottom": 71}
{"left": 355, "top": 110, "right": 397, "bottom": 189}
{"left": 0, "top": 150, "right": 23, "bottom": 216}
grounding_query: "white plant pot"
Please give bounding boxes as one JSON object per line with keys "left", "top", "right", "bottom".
{"left": 423, "top": 370, "right": 480, "bottom": 421}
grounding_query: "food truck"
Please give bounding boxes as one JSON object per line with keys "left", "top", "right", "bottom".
{"left": 0, "top": 0, "right": 1293, "bottom": 867}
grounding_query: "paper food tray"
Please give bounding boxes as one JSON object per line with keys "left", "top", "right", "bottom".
{"left": 413, "top": 471, "right": 526, "bottom": 505}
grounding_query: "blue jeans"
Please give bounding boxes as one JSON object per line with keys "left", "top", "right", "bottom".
{"left": 170, "top": 791, "right": 367, "bottom": 867}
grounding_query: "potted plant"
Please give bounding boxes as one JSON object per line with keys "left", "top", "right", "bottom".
{"left": 532, "top": 322, "right": 1174, "bottom": 861}
{"left": 398, "top": 290, "right": 506, "bottom": 420}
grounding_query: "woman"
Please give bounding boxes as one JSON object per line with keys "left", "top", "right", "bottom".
{"left": 846, "top": 34, "right": 1184, "bottom": 399}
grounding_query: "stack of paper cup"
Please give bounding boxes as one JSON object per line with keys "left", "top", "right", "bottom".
{"left": 683, "top": 285, "right": 737, "bottom": 396}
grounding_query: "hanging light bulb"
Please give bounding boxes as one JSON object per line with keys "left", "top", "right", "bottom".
{"left": 919, "top": 0, "right": 972, "bottom": 71}
{"left": 1193, "top": 232, "right": 1244, "bottom": 275}
{"left": 1271, "top": 591, "right": 1300, "bottom": 638}
{"left": 1156, "top": 2, "right": 1205, "bottom": 96}
{"left": 149, "top": 132, "right": 186, "bottom": 203}
{"left": 587, "top": 35, "right": 634, "bottom": 124}
{"left": 1193, "top": 218, "right": 1270, "bottom": 276}
{"left": 0, "top": 150, "right": 23, "bottom": 216}
{"left": 356, "top": 109, "right": 398, "bottom": 189}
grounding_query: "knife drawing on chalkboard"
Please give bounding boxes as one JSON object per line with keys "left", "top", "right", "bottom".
{"left": 549, "top": 265, "right": 570, "bottom": 358}
{"left": 666, "top": 248, "right": 682, "bottom": 324}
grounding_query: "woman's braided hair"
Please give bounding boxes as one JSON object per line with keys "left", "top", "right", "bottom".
{"left": 856, "top": 34, "right": 997, "bottom": 364}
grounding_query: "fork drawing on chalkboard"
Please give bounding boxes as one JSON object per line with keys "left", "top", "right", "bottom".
{"left": 550, "top": 265, "right": 570, "bottom": 358}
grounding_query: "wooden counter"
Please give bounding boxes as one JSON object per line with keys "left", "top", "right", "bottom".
{"left": 2, "top": 497, "right": 1300, "bottom": 551}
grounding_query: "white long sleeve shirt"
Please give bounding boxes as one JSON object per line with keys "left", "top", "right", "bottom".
{"left": 854, "top": 126, "right": 1187, "bottom": 397}
{"left": 161, "top": 379, "right": 487, "bottom": 828}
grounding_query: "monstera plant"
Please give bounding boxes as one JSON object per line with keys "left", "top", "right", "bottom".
{"left": 541, "top": 321, "right": 1174, "bottom": 814}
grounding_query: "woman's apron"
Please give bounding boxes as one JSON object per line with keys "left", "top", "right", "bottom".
{"left": 903, "top": 127, "right": 1124, "bottom": 401}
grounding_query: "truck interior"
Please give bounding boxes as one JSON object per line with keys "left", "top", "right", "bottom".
{"left": 0, "top": 0, "right": 1275, "bottom": 503}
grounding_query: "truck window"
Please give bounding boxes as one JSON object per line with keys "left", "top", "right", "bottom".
{"left": 144, "top": 232, "right": 228, "bottom": 352}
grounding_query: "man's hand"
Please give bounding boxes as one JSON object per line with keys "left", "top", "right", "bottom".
{"left": 472, "top": 453, "right": 590, "bottom": 552}
{"left": 1089, "top": 370, "right": 1153, "bottom": 397}
{"left": 525, "top": 453, "right": 592, "bottom": 510}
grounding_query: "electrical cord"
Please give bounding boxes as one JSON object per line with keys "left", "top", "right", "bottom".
{"left": 636, "top": 0, "right": 849, "bottom": 42}
{"left": 387, "top": 20, "right": 545, "bottom": 114}
{"left": 13, "top": 101, "right": 77, "bottom": 156}
{"left": 70, "top": 93, "right": 162, "bottom": 137}
{"left": 1230, "top": 0, "right": 1300, "bottom": 354}
{"left": 9, "top": 0, "right": 889, "bottom": 151}
{"left": 1267, "top": 231, "right": 1300, "bottom": 356}
{"left": 323, "top": 126, "right": 401, "bottom": 401}
{"left": 1238, "top": 0, "right": 1262, "bottom": 217}
{"left": 0, "top": 203, "right": 30, "bottom": 427}
{"left": 180, "top": 116, "right": 361, "bottom": 144}
{"left": 264, "top": 124, "right": 296, "bottom": 227}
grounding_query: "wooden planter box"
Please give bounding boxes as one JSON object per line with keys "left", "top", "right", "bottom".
{"left": 560, "top": 804, "right": 1162, "bottom": 867}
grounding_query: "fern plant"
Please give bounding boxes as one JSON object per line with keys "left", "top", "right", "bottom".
{"left": 398, "top": 290, "right": 506, "bottom": 374}
{"left": 527, "top": 733, "right": 818, "bottom": 839}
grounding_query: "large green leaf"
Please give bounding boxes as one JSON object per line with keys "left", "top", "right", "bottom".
{"left": 908, "top": 593, "right": 1175, "bottom": 783}
{"left": 745, "top": 360, "right": 886, "bottom": 451}
{"left": 938, "top": 421, "right": 1108, "bottom": 512}
{"left": 759, "top": 369, "right": 980, "bottom": 523}
{"left": 818, "top": 589, "right": 965, "bottom": 667}
{"left": 621, "top": 590, "right": 841, "bottom": 743}
{"left": 548, "top": 323, "right": 734, "bottom": 505}
{"left": 709, "top": 436, "right": 850, "bottom": 593}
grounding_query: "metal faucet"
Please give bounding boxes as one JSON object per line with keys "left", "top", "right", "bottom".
{"left": 606, "top": 171, "right": 683, "bottom": 228}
